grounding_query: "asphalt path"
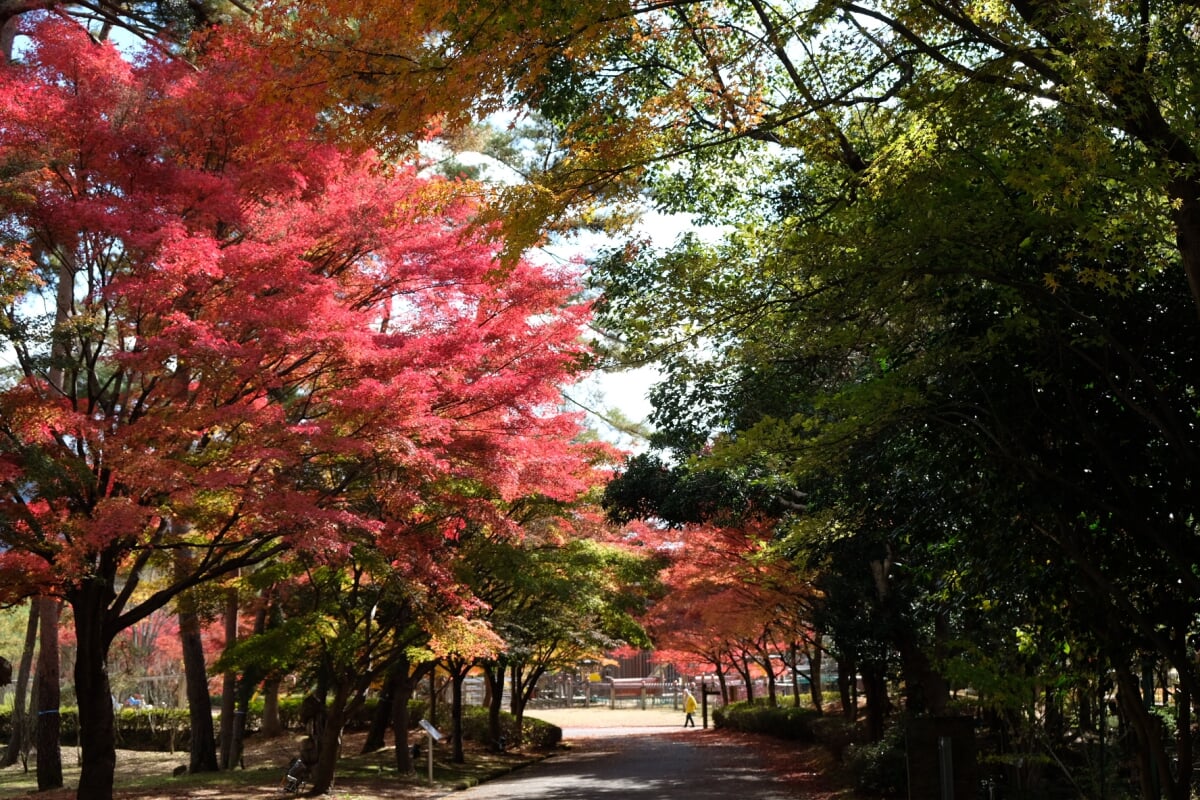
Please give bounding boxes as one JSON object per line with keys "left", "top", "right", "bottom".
{"left": 453, "top": 727, "right": 797, "bottom": 800}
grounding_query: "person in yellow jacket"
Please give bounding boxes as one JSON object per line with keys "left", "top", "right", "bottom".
{"left": 684, "top": 689, "right": 698, "bottom": 727}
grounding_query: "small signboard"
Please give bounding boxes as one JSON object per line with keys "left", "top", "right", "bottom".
{"left": 418, "top": 718, "right": 444, "bottom": 742}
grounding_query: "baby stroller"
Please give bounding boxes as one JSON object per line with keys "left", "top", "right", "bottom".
{"left": 280, "top": 756, "right": 310, "bottom": 794}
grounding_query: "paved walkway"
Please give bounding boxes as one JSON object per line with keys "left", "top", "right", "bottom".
{"left": 454, "top": 715, "right": 797, "bottom": 800}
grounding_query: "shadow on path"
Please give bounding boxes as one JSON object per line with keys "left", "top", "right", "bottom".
{"left": 455, "top": 731, "right": 795, "bottom": 800}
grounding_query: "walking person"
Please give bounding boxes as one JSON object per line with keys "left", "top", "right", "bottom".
{"left": 683, "top": 689, "right": 698, "bottom": 727}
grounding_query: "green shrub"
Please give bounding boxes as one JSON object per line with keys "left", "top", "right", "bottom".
{"left": 457, "top": 706, "right": 561, "bottom": 750}
{"left": 522, "top": 713, "right": 562, "bottom": 749}
{"left": 711, "top": 701, "right": 821, "bottom": 740}
{"left": 113, "top": 707, "right": 191, "bottom": 751}
{"left": 809, "top": 715, "right": 859, "bottom": 762}
{"left": 407, "top": 699, "right": 428, "bottom": 727}
{"left": 845, "top": 722, "right": 907, "bottom": 796}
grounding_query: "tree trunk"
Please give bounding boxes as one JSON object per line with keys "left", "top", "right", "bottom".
{"left": 305, "top": 685, "right": 348, "bottom": 796}
{"left": 485, "top": 662, "right": 505, "bottom": 752}
{"left": 362, "top": 676, "right": 394, "bottom": 753}
{"left": 70, "top": 586, "right": 115, "bottom": 800}
{"left": 1174, "top": 676, "right": 1193, "bottom": 800}
{"left": 733, "top": 657, "right": 754, "bottom": 704}
{"left": 229, "top": 668, "right": 259, "bottom": 770}
{"left": 861, "top": 662, "right": 889, "bottom": 743}
{"left": 258, "top": 589, "right": 285, "bottom": 738}
{"left": 809, "top": 638, "right": 824, "bottom": 713}
{"left": 1168, "top": 177, "right": 1200, "bottom": 320}
{"left": 897, "top": 635, "right": 949, "bottom": 716}
{"left": 510, "top": 662, "right": 545, "bottom": 749}
{"left": 1, "top": 15, "right": 18, "bottom": 62}
{"left": 837, "top": 657, "right": 855, "bottom": 719}
{"left": 790, "top": 642, "right": 801, "bottom": 708}
{"left": 228, "top": 598, "right": 268, "bottom": 769}
{"left": 177, "top": 545, "right": 218, "bottom": 774}
{"left": 1115, "top": 662, "right": 1186, "bottom": 800}
{"left": 392, "top": 657, "right": 433, "bottom": 775}
{"left": 37, "top": 227, "right": 72, "bottom": 792}
{"left": 391, "top": 660, "right": 415, "bottom": 774}
{"left": 2, "top": 600, "right": 38, "bottom": 768}
{"left": 35, "top": 595, "right": 62, "bottom": 791}
{"left": 427, "top": 666, "right": 438, "bottom": 729}
{"left": 450, "top": 666, "right": 466, "bottom": 764}
{"left": 179, "top": 601, "right": 219, "bottom": 772}
{"left": 218, "top": 583, "right": 238, "bottom": 769}
{"left": 261, "top": 677, "right": 284, "bottom": 737}
{"left": 765, "top": 655, "right": 777, "bottom": 707}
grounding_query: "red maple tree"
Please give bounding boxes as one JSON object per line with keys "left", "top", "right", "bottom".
{"left": 642, "top": 519, "right": 815, "bottom": 704}
{"left": 0, "top": 17, "right": 592, "bottom": 799}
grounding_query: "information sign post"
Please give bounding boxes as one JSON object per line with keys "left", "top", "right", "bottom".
{"left": 418, "top": 719, "right": 444, "bottom": 783}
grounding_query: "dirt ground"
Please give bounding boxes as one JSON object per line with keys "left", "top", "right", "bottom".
{"left": 0, "top": 707, "right": 851, "bottom": 800}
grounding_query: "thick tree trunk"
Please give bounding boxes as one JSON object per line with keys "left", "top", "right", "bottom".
{"left": 305, "top": 686, "right": 348, "bottom": 796}
{"left": 1115, "top": 663, "right": 1188, "bottom": 800}
{"left": 35, "top": 595, "right": 62, "bottom": 791}
{"left": 228, "top": 599, "right": 268, "bottom": 768}
{"left": 2, "top": 601, "right": 38, "bottom": 768}
{"left": 837, "top": 657, "right": 855, "bottom": 719}
{"left": 1168, "top": 178, "right": 1200, "bottom": 320}
{"left": 450, "top": 668, "right": 466, "bottom": 764}
{"left": 176, "top": 544, "right": 219, "bottom": 774}
{"left": 809, "top": 638, "right": 824, "bottom": 713}
{"left": 229, "top": 668, "right": 259, "bottom": 770}
{"left": 510, "top": 663, "right": 544, "bottom": 749}
{"left": 218, "top": 584, "right": 238, "bottom": 769}
{"left": 715, "top": 669, "right": 729, "bottom": 705}
{"left": 485, "top": 662, "right": 505, "bottom": 752}
{"left": 179, "top": 600, "right": 219, "bottom": 773}
{"left": 508, "top": 663, "right": 521, "bottom": 716}
{"left": 861, "top": 663, "right": 890, "bottom": 743}
{"left": 734, "top": 658, "right": 754, "bottom": 704}
{"left": 897, "top": 636, "right": 949, "bottom": 716}
{"left": 70, "top": 587, "right": 115, "bottom": 800}
{"left": 392, "top": 665, "right": 416, "bottom": 774}
{"left": 1, "top": 16, "right": 18, "bottom": 62}
{"left": 362, "top": 675, "right": 395, "bottom": 753}
{"left": 36, "top": 230, "right": 71, "bottom": 792}
{"left": 392, "top": 656, "right": 434, "bottom": 775}
{"left": 261, "top": 677, "right": 284, "bottom": 737}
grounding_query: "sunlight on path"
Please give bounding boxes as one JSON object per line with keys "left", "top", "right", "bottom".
{"left": 527, "top": 706, "right": 697, "bottom": 738}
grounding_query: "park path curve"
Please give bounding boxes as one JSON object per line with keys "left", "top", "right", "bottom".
{"left": 454, "top": 710, "right": 798, "bottom": 800}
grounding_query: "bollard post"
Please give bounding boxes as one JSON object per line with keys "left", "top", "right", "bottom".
{"left": 699, "top": 682, "right": 720, "bottom": 729}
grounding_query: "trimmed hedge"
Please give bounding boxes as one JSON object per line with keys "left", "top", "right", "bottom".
{"left": 711, "top": 701, "right": 822, "bottom": 741}
{"left": 457, "top": 706, "right": 563, "bottom": 750}
{"left": 0, "top": 707, "right": 185, "bottom": 750}
{"left": 210, "top": 695, "right": 428, "bottom": 733}
{"left": 0, "top": 696, "right": 431, "bottom": 752}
